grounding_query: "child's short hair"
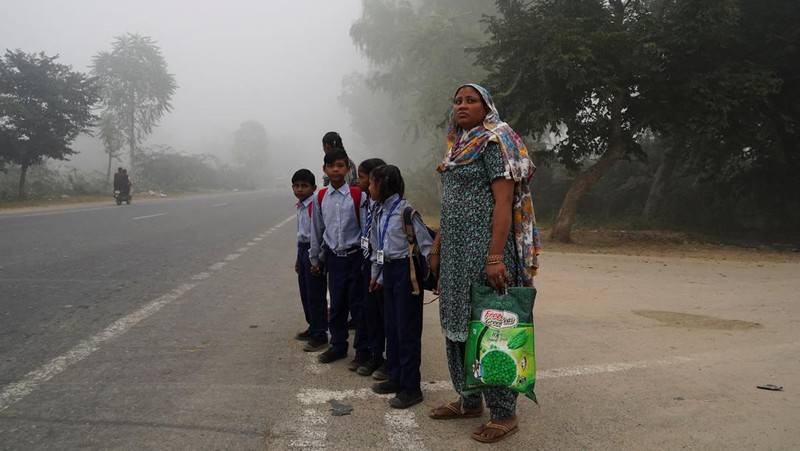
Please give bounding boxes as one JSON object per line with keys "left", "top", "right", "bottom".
{"left": 324, "top": 148, "right": 349, "bottom": 166}
{"left": 322, "top": 131, "right": 344, "bottom": 149}
{"left": 292, "top": 168, "right": 315, "bottom": 185}
{"left": 370, "top": 164, "right": 405, "bottom": 201}
{"left": 358, "top": 158, "right": 386, "bottom": 175}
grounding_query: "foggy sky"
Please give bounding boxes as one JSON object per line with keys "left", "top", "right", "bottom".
{"left": 0, "top": 0, "right": 368, "bottom": 175}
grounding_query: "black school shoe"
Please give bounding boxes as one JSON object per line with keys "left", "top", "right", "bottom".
{"left": 372, "top": 379, "right": 402, "bottom": 394}
{"left": 303, "top": 339, "right": 328, "bottom": 352}
{"left": 348, "top": 355, "right": 370, "bottom": 371}
{"left": 318, "top": 347, "right": 347, "bottom": 364}
{"left": 389, "top": 388, "right": 424, "bottom": 409}
{"left": 294, "top": 330, "right": 313, "bottom": 341}
{"left": 357, "top": 358, "right": 383, "bottom": 376}
{"left": 372, "top": 362, "right": 390, "bottom": 381}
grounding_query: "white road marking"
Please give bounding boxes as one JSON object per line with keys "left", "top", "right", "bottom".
{"left": 253, "top": 238, "right": 263, "bottom": 242}
{"left": 211, "top": 203, "right": 227, "bottom": 207}
{"left": 0, "top": 283, "right": 196, "bottom": 412}
{"left": 246, "top": 242, "right": 257, "bottom": 246}
{"left": 16, "top": 206, "right": 114, "bottom": 217}
{"left": 386, "top": 411, "right": 426, "bottom": 451}
{"left": 304, "top": 354, "right": 328, "bottom": 375}
{"left": 537, "top": 356, "right": 693, "bottom": 379}
{"left": 0, "top": 213, "right": 291, "bottom": 413}
{"left": 224, "top": 254, "right": 241, "bottom": 261}
{"left": 132, "top": 213, "right": 167, "bottom": 220}
{"left": 296, "top": 355, "right": 696, "bottom": 405}
{"left": 237, "top": 247, "right": 250, "bottom": 253}
{"left": 298, "top": 387, "right": 390, "bottom": 405}
{"left": 289, "top": 408, "right": 327, "bottom": 450}
{"left": 277, "top": 215, "right": 294, "bottom": 228}
{"left": 290, "top": 356, "right": 699, "bottom": 448}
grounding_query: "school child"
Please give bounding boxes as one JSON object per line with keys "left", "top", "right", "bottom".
{"left": 291, "top": 169, "right": 328, "bottom": 352}
{"left": 320, "top": 131, "right": 358, "bottom": 187}
{"left": 368, "top": 165, "right": 433, "bottom": 409}
{"left": 354, "top": 158, "right": 389, "bottom": 379}
{"left": 309, "top": 149, "right": 370, "bottom": 365}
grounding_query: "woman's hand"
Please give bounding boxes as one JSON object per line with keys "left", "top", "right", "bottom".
{"left": 486, "top": 262, "right": 510, "bottom": 291}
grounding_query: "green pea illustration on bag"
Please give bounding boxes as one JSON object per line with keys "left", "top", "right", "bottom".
{"left": 464, "top": 284, "right": 537, "bottom": 403}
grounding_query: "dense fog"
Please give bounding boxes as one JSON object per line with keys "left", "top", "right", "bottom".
{"left": 0, "top": 0, "right": 368, "bottom": 178}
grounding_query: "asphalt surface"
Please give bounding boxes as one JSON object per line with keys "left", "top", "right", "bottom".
{"left": 0, "top": 190, "right": 798, "bottom": 450}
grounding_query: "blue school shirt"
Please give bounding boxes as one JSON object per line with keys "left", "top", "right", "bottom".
{"left": 369, "top": 193, "right": 433, "bottom": 283}
{"left": 309, "top": 184, "right": 367, "bottom": 265}
{"left": 296, "top": 195, "right": 314, "bottom": 244}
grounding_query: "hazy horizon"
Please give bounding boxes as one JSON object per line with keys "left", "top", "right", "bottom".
{"left": 0, "top": 0, "right": 368, "bottom": 176}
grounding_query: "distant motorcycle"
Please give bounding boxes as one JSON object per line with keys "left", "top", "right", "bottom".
{"left": 114, "top": 190, "right": 132, "bottom": 205}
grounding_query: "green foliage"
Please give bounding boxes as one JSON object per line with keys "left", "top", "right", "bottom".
{"left": 346, "top": 0, "right": 497, "bottom": 198}
{"left": 0, "top": 163, "right": 106, "bottom": 201}
{"left": 478, "top": 0, "right": 650, "bottom": 170}
{"left": 133, "top": 145, "right": 223, "bottom": 192}
{"left": 92, "top": 33, "right": 177, "bottom": 167}
{"left": 0, "top": 50, "right": 100, "bottom": 198}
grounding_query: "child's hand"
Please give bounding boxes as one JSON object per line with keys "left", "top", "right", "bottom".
{"left": 429, "top": 254, "right": 440, "bottom": 277}
{"left": 311, "top": 263, "right": 324, "bottom": 277}
{"left": 369, "top": 278, "right": 382, "bottom": 292}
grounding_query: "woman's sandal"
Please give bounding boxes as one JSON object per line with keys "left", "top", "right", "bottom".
{"left": 428, "top": 401, "right": 484, "bottom": 420}
{"left": 471, "top": 420, "right": 519, "bottom": 443}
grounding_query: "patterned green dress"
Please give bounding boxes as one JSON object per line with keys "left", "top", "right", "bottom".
{"left": 439, "top": 141, "right": 521, "bottom": 342}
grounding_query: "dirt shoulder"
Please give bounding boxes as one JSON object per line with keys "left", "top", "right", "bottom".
{"left": 543, "top": 228, "right": 800, "bottom": 263}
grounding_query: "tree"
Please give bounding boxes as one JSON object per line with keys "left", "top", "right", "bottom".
{"left": 346, "top": 0, "right": 496, "bottom": 165}
{"left": 640, "top": 0, "right": 782, "bottom": 220}
{"left": 478, "top": 0, "right": 654, "bottom": 242}
{"left": 231, "top": 120, "right": 268, "bottom": 174}
{"left": 99, "top": 111, "right": 124, "bottom": 186}
{"left": 91, "top": 33, "right": 177, "bottom": 170}
{"left": 0, "top": 50, "right": 99, "bottom": 199}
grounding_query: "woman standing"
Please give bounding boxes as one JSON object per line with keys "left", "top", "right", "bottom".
{"left": 428, "top": 83, "right": 540, "bottom": 443}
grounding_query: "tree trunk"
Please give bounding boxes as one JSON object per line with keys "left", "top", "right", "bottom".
{"left": 642, "top": 147, "right": 678, "bottom": 220}
{"left": 17, "top": 161, "right": 29, "bottom": 200}
{"left": 550, "top": 94, "right": 628, "bottom": 243}
{"left": 128, "top": 116, "right": 136, "bottom": 171}
{"left": 106, "top": 151, "right": 114, "bottom": 188}
{"left": 550, "top": 144, "right": 627, "bottom": 242}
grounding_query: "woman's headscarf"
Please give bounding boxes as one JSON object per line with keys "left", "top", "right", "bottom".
{"left": 437, "top": 83, "right": 541, "bottom": 284}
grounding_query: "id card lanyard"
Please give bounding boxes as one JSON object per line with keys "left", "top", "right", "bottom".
{"left": 376, "top": 197, "right": 402, "bottom": 265}
{"left": 360, "top": 200, "right": 375, "bottom": 253}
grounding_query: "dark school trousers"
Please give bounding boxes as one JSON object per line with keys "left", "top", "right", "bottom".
{"left": 383, "top": 258, "right": 423, "bottom": 390}
{"left": 362, "top": 262, "right": 385, "bottom": 361}
{"left": 297, "top": 242, "right": 328, "bottom": 342}
{"left": 326, "top": 249, "right": 368, "bottom": 355}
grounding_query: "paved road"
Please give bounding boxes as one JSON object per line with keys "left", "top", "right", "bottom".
{"left": 0, "top": 192, "right": 798, "bottom": 450}
{"left": 0, "top": 190, "right": 285, "bottom": 388}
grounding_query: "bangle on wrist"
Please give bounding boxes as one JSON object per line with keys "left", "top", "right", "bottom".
{"left": 429, "top": 247, "right": 440, "bottom": 255}
{"left": 486, "top": 254, "right": 503, "bottom": 264}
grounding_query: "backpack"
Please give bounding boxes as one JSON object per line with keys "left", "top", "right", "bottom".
{"left": 401, "top": 206, "right": 438, "bottom": 295}
{"left": 308, "top": 186, "right": 362, "bottom": 224}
